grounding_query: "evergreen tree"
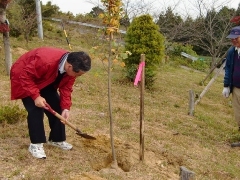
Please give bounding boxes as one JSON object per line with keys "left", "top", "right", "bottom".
{"left": 156, "top": 7, "right": 183, "bottom": 42}
{"left": 124, "top": 14, "right": 165, "bottom": 88}
{"left": 41, "top": 1, "right": 60, "bottom": 17}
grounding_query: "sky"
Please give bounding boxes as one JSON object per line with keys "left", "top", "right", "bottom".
{"left": 40, "top": 0, "right": 239, "bottom": 18}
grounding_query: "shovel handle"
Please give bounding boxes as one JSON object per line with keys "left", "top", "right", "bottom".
{"left": 43, "top": 103, "right": 96, "bottom": 140}
{"left": 44, "top": 103, "right": 77, "bottom": 131}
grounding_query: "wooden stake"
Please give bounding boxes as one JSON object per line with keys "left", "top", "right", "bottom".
{"left": 180, "top": 166, "right": 195, "bottom": 180}
{"left": 188, "top": 90, "right": 195, "bottom": 116}
{"left": 139, "top": 54, "right": 145, "bottom": 161}
{"left": 201, "top": 51, "right": 227, "bottom": 85}
{"left": 195, "top": 61, "right": 225, "bottom": 106}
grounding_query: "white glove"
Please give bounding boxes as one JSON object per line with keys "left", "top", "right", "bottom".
{"left": 222, "top": 87, "right": 230, "bottom": 98}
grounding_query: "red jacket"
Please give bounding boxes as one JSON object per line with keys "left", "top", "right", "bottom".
{"left": 10, "top": 47, "right": 76, "bottom": 110}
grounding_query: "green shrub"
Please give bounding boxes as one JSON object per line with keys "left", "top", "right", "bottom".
{"left": 190, "top": 59, "right": 210, "bottom": 72}
{"left": 124, "top": 14, "right": 165, "bottom": 88}
{"left": 42, "top": 21, "right": 54, "bottom": 32}
{"left": 166, "top": 42, "right": 210, "bottom": 72}
{"left": 167, "top": 42, "right": 198, "bottom": 57}
{"left": 0, "top": 104, "right": 27, "bottom": 124}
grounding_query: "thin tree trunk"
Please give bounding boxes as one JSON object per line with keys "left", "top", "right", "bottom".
{"left": 108, "top": 32, "right": 118, "bottom": 169}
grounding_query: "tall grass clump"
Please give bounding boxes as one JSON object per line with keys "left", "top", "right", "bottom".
{"left": 0, "top": 104, "right": 26, "bottom": 124}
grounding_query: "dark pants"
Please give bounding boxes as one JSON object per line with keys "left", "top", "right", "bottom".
{"left": 22, "top": 85, "right": 66, "bottom": 144}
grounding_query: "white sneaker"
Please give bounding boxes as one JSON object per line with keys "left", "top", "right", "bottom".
{"left": 47, "top": 141, "right": 73, "bottom": 150}
{"left": 28, "top": 143, "right": 46, "bottom": 159}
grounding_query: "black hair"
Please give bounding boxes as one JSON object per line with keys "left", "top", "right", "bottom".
{"left": 67, "top": 51, "right": 91, "bottom": 72}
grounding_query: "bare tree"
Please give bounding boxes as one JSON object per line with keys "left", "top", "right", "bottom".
{"left": 155, "top": 0, "right": 238, "bottom": 68}
{"left": 7, "top": 0, "right": 37, "bottom": 44}
{"left": 182, "top": 0, "right": 238, "bottom": 67}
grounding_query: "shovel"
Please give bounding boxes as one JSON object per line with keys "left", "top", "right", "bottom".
{"left": 44, "top": 103, "right": 96, "bottom": 140}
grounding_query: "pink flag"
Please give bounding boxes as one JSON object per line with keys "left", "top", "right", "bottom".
{"left": 134, "top": 62, "right": 145, "bottom": 86}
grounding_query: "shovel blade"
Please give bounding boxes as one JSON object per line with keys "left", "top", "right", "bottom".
{"left": 76, "top": 129, "right": 96, "bottom": 140}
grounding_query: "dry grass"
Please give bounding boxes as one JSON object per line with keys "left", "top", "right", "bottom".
{"left": 0, "top": 25, "right": 240, "bottom": 179}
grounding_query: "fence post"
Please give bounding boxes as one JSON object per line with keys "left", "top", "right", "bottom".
{"left": 180, "top": 166, "right": 195, "bottom": 180}
{"left": 188, "top": 90, "right": 195, "bottom": 116}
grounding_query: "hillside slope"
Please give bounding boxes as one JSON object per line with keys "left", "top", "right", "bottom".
{"left": 0, "top": 33, "right": 239, "bottom": 179}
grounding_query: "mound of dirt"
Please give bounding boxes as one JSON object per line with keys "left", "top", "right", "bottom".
{"left": 81, "top": 135, "right": 139, "bottom": 172}
{"left": 66, "top": 134, "right": 180, "bottom": 179}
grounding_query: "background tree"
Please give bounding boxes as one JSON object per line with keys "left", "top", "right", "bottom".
{"left": 7, "top": 0, "right": 37, "bottom": 43}
{"left": 184, "top": 6, "right": 236, "bottom": 67}
{"left": 119, "top": 12, "right": 130, "bottom": 30}
{"left": 124, "top": 14, "right": 165, "bottom": 88}
{"left": 89, "top": 6, "right": 104, "bottom": 18}
{"left": 41, "top": 1, "right": 60, "bottom": 17}
{"left": 156, "top": 7, "right": 183, "bottom": 42}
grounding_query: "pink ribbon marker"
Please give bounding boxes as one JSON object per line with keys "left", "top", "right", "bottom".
{"left": 134, "top": 62, "right": 145, "bottom": 86}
